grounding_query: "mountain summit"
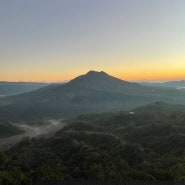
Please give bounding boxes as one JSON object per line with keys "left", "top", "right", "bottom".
{"left": 67, "top": 70, "right": 142, "bottom": 93}
{"left": 69, "top": 70, "right": 127, "bottom": 85}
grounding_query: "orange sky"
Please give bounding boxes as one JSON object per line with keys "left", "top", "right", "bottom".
{"left": 1, "top": 1, "right": 185, "bottom": 82}
{"left": 1, "top": 66, "right": 184, "bottom": 82}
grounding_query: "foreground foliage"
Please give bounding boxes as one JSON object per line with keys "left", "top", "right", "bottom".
{"left": 1, "top": 102, "right": 185, "bottom": 184}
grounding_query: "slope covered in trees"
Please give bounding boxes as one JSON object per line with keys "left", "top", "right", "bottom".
{"left": 1, "top": 103, "right": 185, "bottom": 184}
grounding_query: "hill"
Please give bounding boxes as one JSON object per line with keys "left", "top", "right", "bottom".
{"left": 0, "top": 71, "right": 185, "bottom": 122}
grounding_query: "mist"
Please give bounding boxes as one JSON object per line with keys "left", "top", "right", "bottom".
{"left": 0, "top": 119, "right": 66, "bottom": 150}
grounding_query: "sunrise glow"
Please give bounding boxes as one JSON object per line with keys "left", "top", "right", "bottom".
{"left": 1, "top": 1, "right": 185, "bottom": 82}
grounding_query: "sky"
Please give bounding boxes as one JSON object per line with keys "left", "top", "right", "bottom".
{"left": 1, "top": 0, "right": 185, "bottom": 82}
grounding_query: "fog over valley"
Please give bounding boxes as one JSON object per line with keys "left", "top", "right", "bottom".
{"left": 0, "top": 119, "right": 66, "bottom": 150}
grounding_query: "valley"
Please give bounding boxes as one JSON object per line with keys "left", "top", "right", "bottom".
{"left": 0, "top": 71, "right": 185, "bottom": 184}
{"left": 1, "top": 0, "right": 185, "bottom": 184}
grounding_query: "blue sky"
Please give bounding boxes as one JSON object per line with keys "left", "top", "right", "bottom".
{"left": 1, "top": 0, "right": 185, "bottom": 81}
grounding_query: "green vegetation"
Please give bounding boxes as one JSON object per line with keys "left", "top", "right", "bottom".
{"left": 1, "top": 102, "right": 185, "bottom": 184}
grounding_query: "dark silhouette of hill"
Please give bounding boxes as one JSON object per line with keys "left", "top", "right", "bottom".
{"left": 0, "top": 71, "right": 185, "bottom": 122}
{"left": 68, "top": 70, "right": 142, "bottom": 93}
{"left": 133, "top": 101, "right": 185, "bottom": 113}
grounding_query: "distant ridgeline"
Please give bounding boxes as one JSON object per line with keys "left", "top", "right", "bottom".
{"left": 140, "top": 80, "right": 185, "bottom": 89}
{"left": 0, "top": 81, "right": 48, "bottom": 96}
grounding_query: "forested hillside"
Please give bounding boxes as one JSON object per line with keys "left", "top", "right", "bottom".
{"left": 1, "top": 103, "right": 185, "bottom": 184}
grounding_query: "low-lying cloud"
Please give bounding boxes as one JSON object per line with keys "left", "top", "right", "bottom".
{"left": 0, "top": 119, "right": 66, "bottom": 150}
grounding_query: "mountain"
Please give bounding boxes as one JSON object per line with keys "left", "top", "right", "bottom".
{"left": 0, "top": 82, "right": 48, "bottom": 97}
{"left": 0, "top": 71, "right": 185, "bottom": 122}
{"left": 68, "top": 70, "right": 142, "bottom": 93}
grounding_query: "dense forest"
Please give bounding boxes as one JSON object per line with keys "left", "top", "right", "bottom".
{"left": 1, "top": 102, "right": 185, "bottom": 184}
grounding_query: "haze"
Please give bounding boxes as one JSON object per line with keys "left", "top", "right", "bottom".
{"left": 1, "top": 0, "right": 185, "bottom": 82}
